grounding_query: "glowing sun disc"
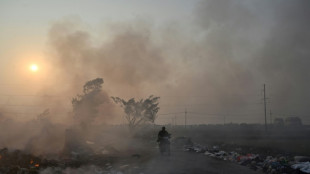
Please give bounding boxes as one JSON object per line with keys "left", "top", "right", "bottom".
{"left": 30, "top": 64, "right": 38, "bottom": 72}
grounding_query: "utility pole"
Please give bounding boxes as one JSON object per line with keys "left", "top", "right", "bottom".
{"left": 185, "top": 108, "right": 187, "bottom": 129}
{"left": 175, "top": 115, "right": 177, "bottom": 126}
{"left": 264, "top": 84, "right": 267, "bottom": 131}
{"left": 270, "top": 110, "right": 272, "bottom": 125}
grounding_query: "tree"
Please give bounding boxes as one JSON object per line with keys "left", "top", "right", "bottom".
{"left": 111, "top": 95, "right": 160, "bottom": 129}
{"left": 72, "top": 78, "right": 105, "bottom": 125}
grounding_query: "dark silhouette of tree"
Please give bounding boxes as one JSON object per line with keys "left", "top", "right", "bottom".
{"left": 111, "top": 95, "right": 160, "bottom": 129}
{"left": 37, "top": 109, "right": 50, "bottom": 121}
{"left": 72, "top": 78, "right": 104, "bottom": 125}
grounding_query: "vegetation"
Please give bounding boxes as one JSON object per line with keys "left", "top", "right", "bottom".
{"left": 112, "top": 95, "right": 160, "bottom": 129}
{"left": 72, "top": 78, "right": 105, "bottom": 125}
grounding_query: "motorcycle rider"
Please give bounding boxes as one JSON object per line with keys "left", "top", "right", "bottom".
{"left": 157, "top": 126, "right": 171, "bottom": 155}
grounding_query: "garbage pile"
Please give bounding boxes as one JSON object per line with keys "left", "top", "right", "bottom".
{"left": 0, "top": 129, "right": 148, "bottom": 174}
{"left": 0, "top": 147, "right": 130, "bottom": 174}
{"left": 185, "top": 144, "right": 310, "bottom": 174}
{"left": 0, "top": 147, "right": 42, "bottom": 173}
{"left": 292, "top": 162, "right": 310, "bottom": 173}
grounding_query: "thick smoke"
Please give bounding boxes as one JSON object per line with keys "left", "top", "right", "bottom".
{"left": 39, "top": 19, "right": 171, "bottom": 124}
{"left": 47, "top": 20, "right": 170, "bottom": 95}
{"left": 37, "top": 0, "right": 310, "bottom": 124}
{"left": 254, "top": 1, "right": 310, "bottom": 117}
{"left": 158, "top": 0, "right": 310, "bottom": 124}
{"left": 0, "top": 116, "right": 66, "bottom": 156}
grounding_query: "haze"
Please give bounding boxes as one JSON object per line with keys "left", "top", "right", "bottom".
{"left": 1, "top": 0, "right": 309, "bottom": 125}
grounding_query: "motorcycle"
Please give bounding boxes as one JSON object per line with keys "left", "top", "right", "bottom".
{"left": 158, "top": 135, "right": 171, "bottom": 155}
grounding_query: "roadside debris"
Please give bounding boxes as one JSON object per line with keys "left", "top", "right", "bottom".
{"left": 0, "top": 147, "right": 127, "bottom": 174}
{"left": 292, "top": 162, "right": 310, "bottom": 173}
{"left": 185, "top": 143, "right": 310, "bottom": 174}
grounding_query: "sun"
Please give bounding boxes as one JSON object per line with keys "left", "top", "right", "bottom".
{"left": 30, "top": 64, "right": 38, "bottom": 72}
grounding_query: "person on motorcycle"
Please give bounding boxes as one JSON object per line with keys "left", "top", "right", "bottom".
{"left": 157, "top": 126, "right": 171, "bottom": 155}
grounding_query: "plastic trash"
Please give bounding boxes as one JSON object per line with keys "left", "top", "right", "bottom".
{"left": 292, "top": 162, "right": 310, "bottom": 173}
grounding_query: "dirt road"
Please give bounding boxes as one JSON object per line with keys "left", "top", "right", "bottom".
{"left": 139, "top": 149, "right": 262, "bottom": 174}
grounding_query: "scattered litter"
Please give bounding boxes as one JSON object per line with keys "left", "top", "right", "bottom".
{"left": 185, "top": 143, "right": 307, "bottom": 174}
{"left": 119, "top": 164, "right": 129, "bottom": 169}
{"left": 292, "top": 162, "right": 310, "bottom": 173}
{"left": 86, "top": 141, "right": 95, "bottom": 145}
{"left": 184, "top": 144, "right": 207, "bottom": 153}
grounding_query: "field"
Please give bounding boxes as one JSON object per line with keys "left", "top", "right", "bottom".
{"left": 162, "top": 124, "right": 310, "bottom": 156}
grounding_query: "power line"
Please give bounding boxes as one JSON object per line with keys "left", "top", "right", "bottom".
{"left": 0, "top": 104, "right": 71, "bottom": 107}
{"left": 263, "top": 84, "right": 267, "bottom": 131}
{"left": 158, "top": 112, "right": 183, "bottom": 116}
{"left": 159, "top": 102, "right": 263, "bottom": 107}
{"left": 0, "top": 111, "right": 42, "bottom": 115}
{"left": 0, "top": 94, "right": 71, "bottom": 98}
{"left": 0, "top": 105, "right": 62, "bottom": 108}
{"left": 158, "top": 94, "right": 263, "bottom": 98}
{"left": 185, "top": 108, "right": 187, "bottom": 128}
{"left": 188, "top": 111, "right": 263, "bottom": 117}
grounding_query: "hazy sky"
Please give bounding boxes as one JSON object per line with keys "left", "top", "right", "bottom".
{"left": 0, "top": 0, "right": 198, "bottom": 123}
{"left": 1, "top": 0, "right": 310, "bottom": 125}
{"left": 0, "top": 0, "right": 195, "bottom": 82}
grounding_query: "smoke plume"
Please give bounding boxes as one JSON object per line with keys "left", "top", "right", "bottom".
{"left": 37, "top": 0, "right": 310, "bottom": 125}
